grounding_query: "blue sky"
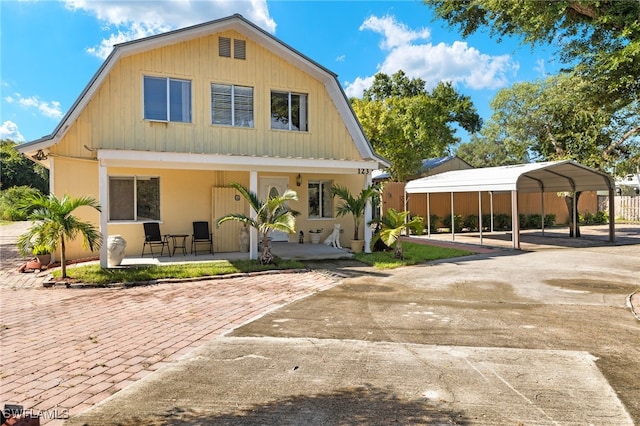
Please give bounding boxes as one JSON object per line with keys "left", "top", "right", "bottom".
{"left": 1, "top": 0, "right": 558, "bottom": 143}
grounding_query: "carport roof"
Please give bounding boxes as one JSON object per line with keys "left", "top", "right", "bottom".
{"left": 405, "top": 160, "right": 614, "bottom": 194}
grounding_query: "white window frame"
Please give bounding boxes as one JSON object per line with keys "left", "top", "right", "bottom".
{"left": 211, "top": 83, "right": 254, "bottom": 127}
{"left": 308, "top": 180, "right": 333, "bottom": 218}
{"left": 143, "top": 76, "right": 192, "bottom": 123}
{"left": 270, "top": 91, "right": 308, "bottom": 131}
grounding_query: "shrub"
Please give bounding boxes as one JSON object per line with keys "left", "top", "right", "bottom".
{"left": 443, "top": 214, "right": 463, "bottom": 232}
{"left": 594, "top": 210, "right": 608, "bottom": 224}
{"left": 581, "top": 210, "right": 609, "bottom": 225}
{"left": 463, "top": 214, "right": 479, "bottom": 231}
{"left": 528, "top": 214, "right": 542, "bottom": 229}
{"left": 495, "top": 213, "right": 511, "bottom": 230}
{"left": 0, "top": 186, "right": 42, "bottom": 221}
{"left": 428, "top": 214, "right": 440, "bottom": 233}
{"left": 544, "top": 214, "right": 556, "bottom": 227}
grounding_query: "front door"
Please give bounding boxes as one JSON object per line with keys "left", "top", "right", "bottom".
{"left": 259, "top": 177, "right": 290, "bottom": 242}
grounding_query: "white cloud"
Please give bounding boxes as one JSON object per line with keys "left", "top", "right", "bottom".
{"left": 0, "top": 121, "right": 25, "bottom": 142}
{"left": 360, "top": 15, "right": 430, "bottom": 50}
{"left": 9, "top": 93, "right": 63, "bottom": 120}
{"left": 346, "top": 14, "right": 518, "bottom": 98}
{"left": 64, "top": 0, "right": 276, "bottom": 59}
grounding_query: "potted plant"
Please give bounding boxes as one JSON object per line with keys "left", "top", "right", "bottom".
{"left": 308, "top": 228, "right": 323, "bottom": 244}
{"left": 331, "top": 184, "right": 378, "bottom": 253}
{"left": 31, "top": 243, "right": 54, "bottom": 266}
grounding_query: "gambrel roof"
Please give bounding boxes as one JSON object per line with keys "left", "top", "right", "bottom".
{"left": 18, "top": 14, "right": 388, "bottom": 168}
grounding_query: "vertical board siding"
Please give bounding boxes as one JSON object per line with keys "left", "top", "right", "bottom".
{"left": 50, "top": 30, "right": 363, "bottom": 162}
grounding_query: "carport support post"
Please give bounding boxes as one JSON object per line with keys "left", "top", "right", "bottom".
{"left": 427, "top": 193, "right": 431, "bottom": 238}
{"left": 478, "top": 191, "right": 483, "bottom": 245}
{"left": 608, "top": 187, "right": 615, "bottom": 242}
{"left": 572, "top": 192, "right": 577, "bottom": 238}
{"left": 511, "top": 190, "right": 520, "bottom": 249}
{"left": 450, "top": 192, "right": 455, "bottom": 242}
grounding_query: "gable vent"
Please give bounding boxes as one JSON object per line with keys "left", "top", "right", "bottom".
{"left": 234, "top": 39, "right": 246, "bottom": 60}
{"left": 219, "top": 37, "right": 231, "bottom": 57}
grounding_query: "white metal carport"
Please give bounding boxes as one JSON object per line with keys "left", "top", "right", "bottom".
{"left": 404, "top": 160, "right": 616, "bottom": 249}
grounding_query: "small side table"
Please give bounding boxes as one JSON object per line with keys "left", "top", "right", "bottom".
{"left": 168, "top": 234, "right": 189, "bottom": 256}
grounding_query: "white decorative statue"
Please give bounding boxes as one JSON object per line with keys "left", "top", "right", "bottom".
{"left": 324, "top": 223, "right": 342, "bottom": 249}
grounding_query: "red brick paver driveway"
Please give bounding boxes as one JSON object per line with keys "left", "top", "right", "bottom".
{"left": 0, "top": 272, "right": 339, "bottom": 424}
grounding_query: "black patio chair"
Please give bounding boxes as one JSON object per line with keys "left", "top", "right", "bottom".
{"left": 191, "top": 221, "right": 214, "bottom": 255}
{"left": 141, "top": 222, "right": 170, "bottom": 257}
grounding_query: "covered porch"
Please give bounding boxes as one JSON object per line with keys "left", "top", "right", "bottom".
{"left": 119, "top": 241, "right": 354, "bottom": 267}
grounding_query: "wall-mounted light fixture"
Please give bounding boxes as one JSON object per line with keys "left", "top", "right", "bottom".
{"left": 32, "top": 150, "right": 48, "bottom": 161}
{"left": 296, "top": 173, "right": 302, "bottom": 187}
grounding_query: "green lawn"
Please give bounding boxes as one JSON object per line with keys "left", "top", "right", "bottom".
{"left": 53, "top": 242, "right": 473, "bottom": 285}
{"left": 354, "top": 242, "right": 473, "bottom": 269}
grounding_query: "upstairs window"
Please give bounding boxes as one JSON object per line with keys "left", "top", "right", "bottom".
{"left": 143, "top": 76, "right": 191, "bottom": 123}
{"left": 211, "top": 84, "right": 254, "bottom": 127}
{"left": 308, "top": 180, "right": 333, "bottom": 218}
{"left": 271, "top": 91, "right": 308, "bottom": 131}
{"left": 109, "top": 176, "right": 160, "bottom": 221}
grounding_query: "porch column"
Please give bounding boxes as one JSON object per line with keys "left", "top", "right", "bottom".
{"left": 364, "top": 173, "right": 373, "bottom": 253}
{"left": 249, "top": 170, "right": 258, "bottom": 260}
{"left": 99, "top": 160, "right": 108, "bottom": 268}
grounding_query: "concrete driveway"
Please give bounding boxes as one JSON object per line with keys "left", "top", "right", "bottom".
{"left": 66, "top": 226, "right": 640, "bottom": 425}
{"left": 2, "top": 223, "right": 638, "bottom": 425}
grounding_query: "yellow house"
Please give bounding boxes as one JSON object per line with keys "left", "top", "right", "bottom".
{"left": 17, "top": 14, "right": 388, "bottom": 266}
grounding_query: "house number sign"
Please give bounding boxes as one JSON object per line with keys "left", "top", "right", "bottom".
{"left": 357, "top": 168, "right": 372, "bottom": 174}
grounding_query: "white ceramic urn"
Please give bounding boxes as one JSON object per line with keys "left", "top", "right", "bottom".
{"left": 107, "top": 235, "right": 127, "bottom": 267}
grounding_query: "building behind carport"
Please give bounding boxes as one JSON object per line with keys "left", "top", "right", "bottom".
{"left": 404, "top": 160, "right": 615, "bottom": 249}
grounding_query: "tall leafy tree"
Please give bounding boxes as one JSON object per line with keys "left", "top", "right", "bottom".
{"left": 352, "top": 71, "right": 482, "bottom": 182}
{"left": 1, "top": 140, "right": 49, "bottom": 193}
{"left": 17, "top": 193, "right": 102, "bottom": 278}
{"left": 487, "top": 74, "right": 638, "bottom": 171}
{"left": 479, "top": 74, "right": 638, "bottom": 235}
{"left": 424, "top": 0, "right": 640, "bottom": 108}
{"left": 456, "top": 133, "right": 529, "bottom": 168}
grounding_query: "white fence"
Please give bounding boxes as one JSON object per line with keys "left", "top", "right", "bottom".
{"left": 600, "top": 196, "right": 640, "bottom": 221}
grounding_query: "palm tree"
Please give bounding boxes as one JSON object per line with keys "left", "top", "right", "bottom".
{"left": 17, "top": 193, "right": 102, "bottom": 278}
{"left": 217, "top": 182, "right": 298, "bottom": 264}
{"left": 371, "top": 208, "right": 424, "bottom": 259}
{"left": 331, "top": 185, "right": 378, "bottom": 241}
